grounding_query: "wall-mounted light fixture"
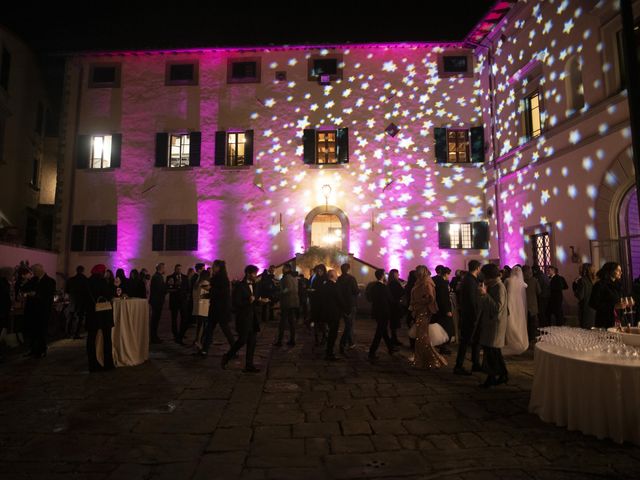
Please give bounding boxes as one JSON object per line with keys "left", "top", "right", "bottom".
{"left": 321, "top": 184, "right": 332, "bottom": 211}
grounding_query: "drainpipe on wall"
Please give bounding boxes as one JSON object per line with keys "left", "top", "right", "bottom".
{"left": 63, "top": 61, "right": 83, "bottom": 278}
{"left": 620, "top": 0, "right": 640, "bottom": 225}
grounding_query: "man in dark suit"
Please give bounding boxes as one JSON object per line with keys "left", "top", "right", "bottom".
{"left": 337, "top": 263, "right": 359, "bottom": 353}
{"left": 221, "top": 265, "right": 262, "bottom": 373}
{"left": 387, "top": 269, "right": 404, "bottom": 346}
{"left": 432, "top": 265, "right": 454, "bottom": 355}
{"left": 454, "top": 260, "right": 482, "bottom": 375}
{"left": 320, "top": 270, "right": 347, "bottom": 361}
{"left": 547, "top": 266, "right": 569, "bottom": 326}
{"left": 257, "top": 266, "right": 277, "bottom": 323}
{"left": 367, "top": 269, "right": 399, "bottom": 361}
{"left": 65, "top": 265, "right": 91, "bottom": 339}
{"left": 167, "top": 264, "right": 189, "bottom": 344}
{"left": 149, "top": 263, "right": 167, "bottom": 344}
{"left": 26, "top": 264, "right": 56, "bottom": 358}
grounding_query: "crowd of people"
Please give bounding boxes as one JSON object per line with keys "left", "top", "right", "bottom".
{"left": 0, "top": 256, "right": 632, "bottom": 386}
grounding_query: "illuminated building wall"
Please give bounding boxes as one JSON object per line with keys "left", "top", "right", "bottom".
{"left": 484, "top": 0, "right": 637, "bottom": 283}
{"left": 57, "top": 43, "right": 495, "bottom": 278}
{"left": 56, "top": 0, "right": 639, "bottom": 294}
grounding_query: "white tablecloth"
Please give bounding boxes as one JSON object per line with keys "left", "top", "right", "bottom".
{"left": 97, "top": 298, "right": 149, "bottom": 367}
{"left": 529, "top": 342, "right": 640, "bottom": 445}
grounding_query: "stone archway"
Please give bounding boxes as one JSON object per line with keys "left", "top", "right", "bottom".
{"left": 595, "top": 146, "right": 634, "bottom": 240}
{"left": 304, "top": 206, "right": 349, "bottom": 252}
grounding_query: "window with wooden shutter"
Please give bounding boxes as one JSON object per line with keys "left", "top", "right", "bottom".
{"left": 438, "top": 221, "right": 489, "bottom": 249}
{"left": 227, "top": 58, "right": 261, "bottom": 84}
{"left": 88, "top": 63, "right": 121, "bottom": 88}
{"left": 303, "top": 129, "right": 316, "bottom": 164}
{"left": 189, "top": 132, "right": 201, "bottom": 167}
{"left": 164, "top": 224, "right": 198, "bottom": 251}
{"left": 166, "top": 62, "right": 198, "bottom": 86}
{"left": 155, "top": 133, "right": 169, "bottom": 167}
{"left": 152, "top": 224, "right": 165, "bottom": 251}
{"left": 70, "top": 225, "right": 85, "bottom": 252}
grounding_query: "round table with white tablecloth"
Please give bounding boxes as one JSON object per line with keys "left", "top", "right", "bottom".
{"left": 96, "top": 298, "right": 149, "bottom": 367}
{"left": 529, "top": 341, "right": 640, "bottom": 445}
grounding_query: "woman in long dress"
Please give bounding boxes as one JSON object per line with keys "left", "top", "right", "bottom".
{"left": 410, "top": 265, "right": 447, "bottom": 369}
{"left": 502, "top": 265, "right": 529, "bottom": 355}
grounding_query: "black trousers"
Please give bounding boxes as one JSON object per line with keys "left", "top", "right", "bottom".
{"left": 86, "top": 325, "right": 114, "bottom": 371}
{"left": 260, "top": 303, "right": 274, "bottom": 323}
{"left": 170, "top": 304, "right": 187, "bottom": 339}
{"left": 150, "top": 302, "right": 163, "bottom": 339}
{"left": 325, "top": 316, "right": 339, "bottom": 356}
{"left": 369, "top": 317, "right": 392, "bottom": 356}
{"left": 227, "top": 331, "right": 257, "bottom": 368}
{"left": 203, "top": 313, "right": 235, "bottom": 351}
{"left": 482, "top": 346, "right": 508, "bottom": 378}
{"left": 29, "top": 314, "right": 48, "bottom": 356}
{"left": 548, "top": 301, "right": 565, "bottom": 326}
{"left": 455, "top": 336, "right": 481, "bottom": 369}
{"left": 278, "top": 307, "right": 296, "bottom": 344}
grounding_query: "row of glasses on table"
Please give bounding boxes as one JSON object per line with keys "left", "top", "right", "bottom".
{"left": 537, "top": 326, "right": 640, "bottom": 359}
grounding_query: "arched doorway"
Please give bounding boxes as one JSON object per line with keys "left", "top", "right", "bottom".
{"left": 619, "top": 187, "right": 640, "bottom": 280}
{"left": 304, "top": 206, "right": 349, "bottom": 252}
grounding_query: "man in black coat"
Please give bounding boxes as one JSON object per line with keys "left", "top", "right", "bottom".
{"left": 222, "top": 265, "right": 261, "bottom": 373}
{"left": 65, "top": 265, "right": 91, "bottom": 339}
{"left": 26, "top": 264, "right": 56, "bottom": 358}
{"left": 320, "top": 270, "right": 347, "bottom": 361}
{"left": 367, "top": 269, "right": 399, "bottom": 361}
{"left": 337, "top": 263, "right": 359, "bottom": 353}
{"left": 432, "top": 266, "right": 454, "bottom": 355}
{"left": 166, "top": 264, "right": 189, "bottom": 343}
{"left": 454, "top": 260, "right": 482, "bottom": 375}
{"left": 547, "top": 266, "right": 568, "bottom": 326}
{"left": 387, "top": 269, "right": 404, "bottom": 346}
{"left": 149, "top": 263, "right": 167, "bottom": 343}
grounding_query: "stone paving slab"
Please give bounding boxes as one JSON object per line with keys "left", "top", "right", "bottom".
{"left": 1, "top": 313, "right": 639, "bottom": 479}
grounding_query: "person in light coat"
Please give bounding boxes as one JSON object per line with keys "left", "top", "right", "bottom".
{"left": 478, "top": 263, "right": 509, "bottom": 388}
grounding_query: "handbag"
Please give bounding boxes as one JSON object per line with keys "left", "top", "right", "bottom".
{"left": 95, "top": 296, "right": 112, "bottom": 312}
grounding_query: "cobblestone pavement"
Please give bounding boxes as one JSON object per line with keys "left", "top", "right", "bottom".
{"left": 1, "top": 314, "right": 640, "bottom": 480}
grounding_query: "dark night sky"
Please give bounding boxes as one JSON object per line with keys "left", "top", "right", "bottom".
{"left": 2, "top": 1, "right": 496, "bottom": 132}
{"left": 3, "top": 1, "right": 496, "bottom": 53}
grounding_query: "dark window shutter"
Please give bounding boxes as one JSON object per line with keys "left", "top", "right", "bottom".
{"left": 336, "top": 127, "right": 349, "bottom": 163}
{"left": 189, "top": 132, "right": 201, "bottom": 167}
{"left": 434, "top": 128, "right": 447, "bottom": 163}
{"left": 470, "top": 126, "right": 484, "bottom": 163}
{"left": 186, "top": 224, "right": 198, "bottom": 251}
{"left": 155, "top": 133, "right": 169, "bottom": 167}
{"left": 110, "top": 134, "right": 122, "bottom": 168}
{"left": 244, "top": 130, "right": 254, "bottom": 166}
{"left": 215, "top": 131, "right": 227, "bottom": 166}
{"left": 438, "top": 222, "right": 450, "bottom": 249}
{"left": 105, "top": 224, "right": 117, "bottom": 251}
{"left": 472, "top": 221, "right": 489, "bottom": 249}
{"left": 152, "top": 224, "right": 165, "bottom": 251}
{"left": 303, "top": 129, "right": 316, "bottom": 164}
{"left": 70, "top": 225, "right": 85, "bottom": 251}
{"left": 75, "top": 135, "right": 91, "bottom": 169}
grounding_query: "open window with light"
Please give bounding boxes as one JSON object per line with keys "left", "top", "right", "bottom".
{"left": 75, "top": 134, "right": 122, "bottom": 169}
{"left": 155, "top": 132, "right": 201, "bottom": 168}
{"left": 524, "top": 90, "right": 542, "bottom": 140}
{"left": 214, "top": 130, "right": 254, "bottom": 167}
{"left": 302, "top": 128, "right": 349, "bottom": 165}
{"left": 438, "top": 221, "right": 489, "bottom": 249}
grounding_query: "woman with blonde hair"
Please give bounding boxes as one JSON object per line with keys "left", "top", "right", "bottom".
{"left": 410, "top": 265, "right": 447, "bottom": 369}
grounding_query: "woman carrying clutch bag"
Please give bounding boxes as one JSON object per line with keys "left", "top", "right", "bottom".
{"left": 410, "top": 265, "right": 447, "bottom": 369}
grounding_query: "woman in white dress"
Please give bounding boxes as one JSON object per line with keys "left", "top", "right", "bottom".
{"left": 503, "top": 265, "right": 529, "bottom": 355}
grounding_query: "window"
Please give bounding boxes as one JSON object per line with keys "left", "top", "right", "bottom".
{"left": 166, "top": 62, "right": 198, "bottom": 86}
{"left": 169, "top": 134, "right": 190, "bottom": 167}
{"left": 308, "top": 55, "right": 343, "bottom": 82}
{"left": 0, "top": 47, "right": 10, "bottom": 91}
{"left": 565, "top": 56, "right": 584, "bottom": 113}
{"left": 71, "top": 224, "right": 117, "bottom": 252}
{"left": 227, "top": 132, "right": 246, "bottom": 166}
{"left": 438, "top": 221, "right": 489, "bottom": 249}
{"left": 443, "top": 56, "right": 468, "bottom": 73}
{"left": 302, "top": 128, "right": 349, "bottom": 165}
{"left": 214, "top": 130, "right": 254, "bottom": 166}
{"left": 531, "top": 232, "right": 551, "bottom": 270}
{"left": 439, "top": 52, "right": 472, "bottom": 77}
{"left": 152, "top": 224, "right": 198, "bottom": 251}
{"left": 434, "top": 127, "right": 484, "bottom": 164}
{"left": 524, "top": 91, "right": 542, "bottom": 139}
{"left": 447, "top": 130, "right": 470, "bottom": 163}
{"left": 316, "top": 131, "right": 337, "bottom": 164}
{"left": 227, "top": 58, "right": 261, "bottom": 84}
{"left": 89, "top": 64, "right": 121, "bottom": 88}
{"left": 91, "top": 135, "right": 113, "bottom": 169}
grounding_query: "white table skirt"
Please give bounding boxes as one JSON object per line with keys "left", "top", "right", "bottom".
{"left": 97, "top": 298, "right": 149, "bottom": 367}
{"left": 529, "top": 342, "right": 640, "bottom": 445}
